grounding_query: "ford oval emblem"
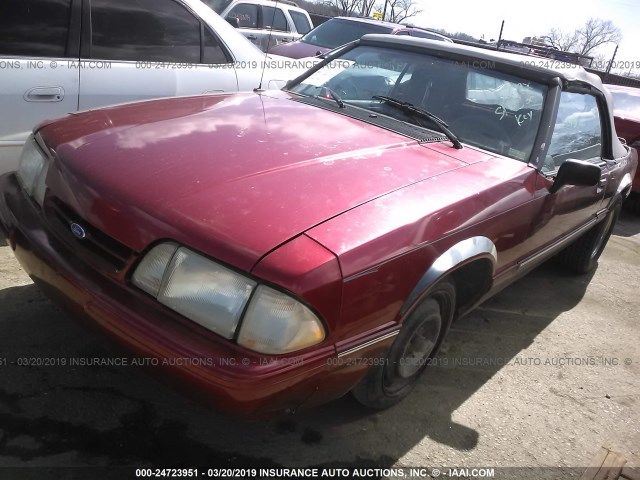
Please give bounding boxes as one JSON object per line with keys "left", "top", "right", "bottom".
{"left": 70, "top": 222, "right": 87, "bottom": 239}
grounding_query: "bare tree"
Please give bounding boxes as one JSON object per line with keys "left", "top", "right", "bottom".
{"left": 332, "top": 0, "right": 361, "bottom": 16}
{"left": 359, "top": 0, "right": 376, "bottom": 17}
{"left": 302, "top": 0, "right": 420, "bottom": 22}
{"left": 545, "top": 28, "right": 579, "bottom": 51}
{"left": 576, "top": 18, "right": 622, "bottom": 56}
{"left": 545, "top": 18, "right": 621, "bottom": 56}
{"left": 384, "top": 0, "right": 422, "bottom": 23}
{"left": 295, "top": 0, "right": 340, "bottom": 16}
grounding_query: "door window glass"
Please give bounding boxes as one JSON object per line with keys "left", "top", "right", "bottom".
{"left": 91, "top": 0, "right": 201, "bottom": 63}
{"left": 289, "top": 11, "right": 311, "bottom": 34}
{"left": 262, "top": 6, "right": 288, "bottom": 32}
{"left": 227, "top": 3, "right": 258, "bottom": 28}
{"left": 203, "top": 29, "right": 230, "bottom": 64}
{"left": 545, "top": 92, "right": 602, "bottom": 172}
{"left": 0, "top": 0, "right": 71, "bottom": 57}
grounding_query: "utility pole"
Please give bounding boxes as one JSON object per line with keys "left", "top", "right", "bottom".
{"left": 606, "top": 44, "right": 618, "bottom": 77}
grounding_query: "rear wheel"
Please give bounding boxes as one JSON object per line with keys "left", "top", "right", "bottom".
{"left": 624, "top": 192, "right": 640, "bottom": 215}
{"left": 557, "top": 200, "right": 621, "bottom": 274}
{"left": 352, "top": 279, "right": 456, "bottom": 409}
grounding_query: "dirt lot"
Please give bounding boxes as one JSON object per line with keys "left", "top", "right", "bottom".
{"left": 0, "top": 210, "right": 639, "bottom": 479}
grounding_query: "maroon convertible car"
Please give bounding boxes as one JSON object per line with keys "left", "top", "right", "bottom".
{"left": 0, "top": 36, "right": 636, "bottom": 416}
{"left": 268, "top": 16, "right": 452, "bottom": 59}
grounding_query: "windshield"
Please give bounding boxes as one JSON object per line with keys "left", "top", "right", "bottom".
{"left": 202, "top": 0, "right": 233, "bottom": 14}
{"left": 301, "top": 19, "right": 391, "bottom": 49}
{"left": 288, "top": 45, "right": 547, "bottom": 161}
{"left": 610, "top": 89, "right": 640, "bottom": 120}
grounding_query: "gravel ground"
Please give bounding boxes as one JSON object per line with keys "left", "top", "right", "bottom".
{"left": 0, "top": 210, "right": 638, "bottom": 479}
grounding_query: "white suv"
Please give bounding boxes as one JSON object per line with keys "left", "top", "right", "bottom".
{"left": 205, "top": 0, "right": 313, "bottom": 52}
{"left": 0, "top": 0, "right": 301, "bottom": 174}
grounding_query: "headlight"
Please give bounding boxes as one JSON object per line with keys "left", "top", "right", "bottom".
{"left": 133, "top": 245, "right": 256, "bottom": 339}
{"left": 237, "top": 285, "right": 325, "bottom": 354}
{"left": 132, "top": 243, "right": 326, "bottom": 353}
{"left": 131, "top": 243, "right": 179, "bottom": 296}
{"left": 17, "top": 135, "right": 49, "bottom": 206}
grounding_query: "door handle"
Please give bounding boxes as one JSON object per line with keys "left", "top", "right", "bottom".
{"left": 24, "top": 86, "right": 64, "bottom": 103}
{"left": 246, "top": 35, "right": 257, "bottom": 40}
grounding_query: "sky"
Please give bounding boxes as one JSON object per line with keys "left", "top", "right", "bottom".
{"left": 411, "top": 0, "right": 639, "bottom": 75}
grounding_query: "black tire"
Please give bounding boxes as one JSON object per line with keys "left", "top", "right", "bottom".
{"left": 351, "top": 279, "right": 456, "bottom": 409}
{"left": 557, "top": 200, "right": 621, "bottom": 274}
{"left": 624, "top": 192, "right": 640, "bottom": 216}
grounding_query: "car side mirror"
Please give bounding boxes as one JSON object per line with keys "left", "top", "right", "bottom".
{"left": 549, "top": 159, "right": 601, "bottom": 194}
{"left": 226, "top": 16, "right": 240, "bottom": 28}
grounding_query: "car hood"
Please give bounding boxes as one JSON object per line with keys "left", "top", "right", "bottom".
{"left": 38, "top": 91, "right": 477, "bottom": 272}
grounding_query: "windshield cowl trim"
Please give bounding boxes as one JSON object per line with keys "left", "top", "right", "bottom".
{"left": 289, "top": 95, "right": 451, "bottom": 145}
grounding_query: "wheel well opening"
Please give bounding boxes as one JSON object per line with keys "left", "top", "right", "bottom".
{"left": 449, "top": 259, "right": 494, "bottom": 314}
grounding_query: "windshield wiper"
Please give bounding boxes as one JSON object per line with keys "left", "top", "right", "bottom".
{"left": 315, "top": 86, "right": 345, "bottom": 108}
{"left": 372, "top": 95, "right": 463, "bottom": 149}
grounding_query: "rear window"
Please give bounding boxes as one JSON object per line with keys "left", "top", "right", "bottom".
{"left": 301, "top": 19, "right": 390, "bottom": 49}
{"left": 0, "top": 0, "right": 72, "bottom": 57}
{"left": 289, "top": 10, "right": 312, "bottom": 34}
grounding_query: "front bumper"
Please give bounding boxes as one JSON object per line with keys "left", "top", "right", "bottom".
{"left": 0, "top": 172, "right": 361, "bottom": 416}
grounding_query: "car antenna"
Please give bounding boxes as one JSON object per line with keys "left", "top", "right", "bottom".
{"left": 255, "top": 0, "right": 279, "bottom": 92}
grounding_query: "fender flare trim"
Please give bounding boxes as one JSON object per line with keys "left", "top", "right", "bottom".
{"left": 400, "top": 236, "right": 497, "bottom": 317}
{"left": 615, "top": 172, "right": 632, "bottom": 199}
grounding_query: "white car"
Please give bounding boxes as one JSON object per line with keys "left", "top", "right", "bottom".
{"left": 205, "top": 0, "right": 313, "bottom": 52}
{"left": 0, "top": 0, "right": 302, "bottom": 174}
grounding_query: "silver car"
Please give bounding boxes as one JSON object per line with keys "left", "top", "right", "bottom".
{"left": 0, "top": 0, "right": 300, "bottom": 174}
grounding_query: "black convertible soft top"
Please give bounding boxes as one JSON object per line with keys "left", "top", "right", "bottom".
{"left": 358, "top": 34, "right": 627, "bottom": 160}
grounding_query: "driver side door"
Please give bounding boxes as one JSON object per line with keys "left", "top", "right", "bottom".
{"left": 525, "top": 90, "right": 608, "bottom": 257}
